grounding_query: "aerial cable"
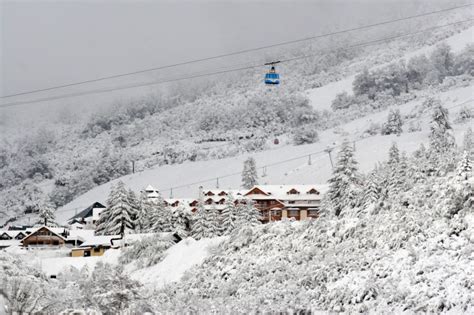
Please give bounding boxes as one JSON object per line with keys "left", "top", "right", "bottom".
{"left": 1, "top": 18, "right": 471, "bottom": 109}
{"left": 1, "top": 3, "right": 472, "bottom": 99}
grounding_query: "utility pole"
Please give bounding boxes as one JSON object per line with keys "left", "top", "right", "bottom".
{"left": 169, "top": 188, "right": 173, "bottom": 199}
{"left": 308, "top": 154, "right": 312, "bottom": 166}
{"left": 131, "top": 161, "right": 135, "bottom": 174}
{"left": 216, "top": 177, "right": 220, "bottom": 189}
{"left": 324, "top": 147, "right": 334, "bottom": 169}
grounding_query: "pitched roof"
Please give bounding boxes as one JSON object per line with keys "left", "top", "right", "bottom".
{"left": 145, "top": 184, "right": 157, "bottom": 192}
{"left": 68, "top": 202, "right": 106, "bottom": 222}
{"left": 245, "top": 185, "right": 323, "bottom": 201}
{"left": 22, "top": 226, "right": 67, "bottom": 242}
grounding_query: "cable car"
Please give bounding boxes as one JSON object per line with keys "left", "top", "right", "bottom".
{"left": 264, "top": 61, "right": 280, "bottom": 85}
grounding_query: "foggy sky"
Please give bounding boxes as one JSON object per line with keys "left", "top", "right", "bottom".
{"left": 0, "top": 0, "right": 468, "bottom": 115}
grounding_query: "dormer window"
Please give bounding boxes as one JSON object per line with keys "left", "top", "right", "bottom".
{"left": 307, "top": 188, "right": 320, "bottom": 195}
{"left": 218, "top": 191, "right": 227, "bottom": 196}
{"left": 205, "top": 191, "right": 215, "bottom": 196}
{"left": 287, "top": 188, "right": 300, "bottom": 195}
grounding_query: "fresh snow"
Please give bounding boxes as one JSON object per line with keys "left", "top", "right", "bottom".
{"left": 130, "top": 236, "right": 225, "bottom": 288}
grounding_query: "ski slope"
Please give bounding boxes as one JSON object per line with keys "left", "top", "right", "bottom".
{"left": 306, "top": 26, "right": 474, "bottom": 111}
{"left": 57, "top": 83, "right": 473, "bottom": 223}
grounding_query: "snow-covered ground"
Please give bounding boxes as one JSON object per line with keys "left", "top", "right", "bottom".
{"left": 130, "top": 236, "right": 225, "bottom": 288}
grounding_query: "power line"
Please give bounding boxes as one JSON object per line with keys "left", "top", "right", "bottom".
{"left": 54, "top": 98, "right": 474, "bottom": 215}
{"left": 1, "top": 18, "right": 472, "bottom": 109}
{"left": 1, "top": 3, "right": 472, "bottom": 100}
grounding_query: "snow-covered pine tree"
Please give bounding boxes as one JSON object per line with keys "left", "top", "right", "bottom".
{"left": 429, "top": 102, "right": 455, "bottom": 154}
{"left": 327, "top": 139, "right": 361, "bottom": 216}
{"left": 242, "top": 157, "right": 258, "bottom": 189}
{"left": 136, "top": 192, "right": 154, "bottom": 232}
{"left": 234, "top": 202, "right": 248, "bottom": 230}
{"left": 96, "top": 181, "right": 135, "bottom": 236}
{"left": 381, "top": 109, "right": 403, "bottom": 135}
{"left": 457, "top": 151, "right": 472, "bottom": 181}
{"left": 363, "top": 171, "right": 381, "bottom": 208}
{"left": 221, "top": 194, "right": 237, "bottom": 235}
{"left": 191, "top": 196, "right": 207, "bottom": 240}
{"left": 38, "top": 203, "right": 56, "bottom": 226}
{"left": 171, "top": 206, "right": 189, "bottom": 239}
{"left": 207, "top": 204, "right": 220, "bottom": 237}
{"left": 386, "top": 142, "right": 403, "bottom": 196}
{"left": 462, "top": 127, "right": 473, "bottom": 155}
{"left": 127, "top": 189, "right": 139, "bottom": 231}
{"left": 244, "top": 200, "right": 261, "bottom": 226}
{"left": 428, "top": 102, "right": 456, "bottom": 174}
{"left": 150, "top": 195, "right": 170, "bottom": 233}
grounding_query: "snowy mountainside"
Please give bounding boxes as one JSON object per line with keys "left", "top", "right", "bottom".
{"left": 57, "top": 79, "right": 473, "bottom": 224}
{"left": 306, "top": 25, "right": 474, "bottom": 111}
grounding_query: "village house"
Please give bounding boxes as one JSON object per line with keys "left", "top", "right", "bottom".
{"left": 67, "top": 202, "right": 106, "bottom": 227}
{"left": 244, "top": 185, "right": 322, "bottom": 222}
{"left": 21, "top": 226, "right": 69, "bottom": 248}
{"left": 71, "top": 235, "right": 119, "bottom": 257}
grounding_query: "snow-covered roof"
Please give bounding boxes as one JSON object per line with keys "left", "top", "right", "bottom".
{"left": 23, "top": 226, "right": 67, "bottom": 242}
{"left": 145, "top": 184, "right": 157, "bottom": 192}
{"left": 0, "top": 230, "right": 27, "bottom": 238}
{"left": 148, "top": 191, "right": 160, "bottom": 198}
{"left": 245, "top": 185, "right": 323, "bottom": 201}
{"left": 79, "top": 235, "right": 119, "bottom": 247}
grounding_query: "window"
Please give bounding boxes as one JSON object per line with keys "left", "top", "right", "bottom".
{"left": 308, "top": 210, "right": 319, "bottom": 216}
{"left": 288, "top": 210, "right": 299, "bottom": 217}
{"left": 271, "top": 210, "right": 281, "bottom": 216}
{"left": 94, "top": 248, "right": 101, "bottom": 253}
{"left": 53, "top": 240, "right": 59, "bottom": 246}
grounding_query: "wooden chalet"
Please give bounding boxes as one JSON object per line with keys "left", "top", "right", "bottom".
{"left": 244, "top": 185, "right": 322, "bottom": 223}
{"left": 21, "top": 226, "right": 68, "bottom": 248}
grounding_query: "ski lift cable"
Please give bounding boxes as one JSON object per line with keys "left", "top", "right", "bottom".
{"left": 1, "top": 18, "right": 472, "bottom": 109}
{"left": 2, "top": 3, "right": 472, "bottom": 100}
{"left": 54, "top": 98, "right": 474, "bottom": 215}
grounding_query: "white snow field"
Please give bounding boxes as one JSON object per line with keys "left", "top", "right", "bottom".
{"left": 130, "top": 236, "right": 225, "bottom": 288}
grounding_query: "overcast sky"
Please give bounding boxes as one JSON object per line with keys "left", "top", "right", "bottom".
{"left": 0, "top": 0, "right": 468, "bottom": 115}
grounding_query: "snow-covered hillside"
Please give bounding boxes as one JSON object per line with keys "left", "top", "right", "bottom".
{"left": 306, "top": 26, "right": 474, "bottom": 111}
{"left": 54, "top": 24, "right": 474, "bottom": 224}
{"left": 57, "top": 84, "right": 473, "bottom": 223}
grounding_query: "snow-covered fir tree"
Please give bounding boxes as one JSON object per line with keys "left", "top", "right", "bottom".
{"left": 327, "top": 139, "right": 361, "bottom": 216}
{"left": 456, "top": 151, "right": 472, "bottom": 181}
{"left": 241, "top": 157, "right": 258, "bottom": 189}
{"left": 429, "top": 102, "right": 455, "bottom": 154}
{"left": 206, "top": 204, "right": 220, "bottom": 237}
{"left": 127, "top": 189, "right": 140, "bottom": 228}
{"left": 381, "top": 109, "right": 403, "bottom": 135}
{"left": 191, "top": 195, "right": 207, "bottom": 240}
{"left": 136, "top": 192, "right": 154, "bottom": 232}
{"left": 150, "top": 195, "right": 171, "bottom": 232}
{"left": 37, "top": 202, "right": 56, "bottom": 226}
{"left": 363, "top": 170, "right": 381, "bottom": 208}
{"left": 171, "top": 206, "right": 189, "bottom": 239}
{"left": 221, "top": 194, "right": 237, "bottom": 235}
{"left": 462, "top": 127, "right": 473, "bottom": 155}
{"left": 243, "top": 200, "right": 261, "bottom": 226}
{"left": 96, "top": 181, "right": 135, "bottom": 236}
